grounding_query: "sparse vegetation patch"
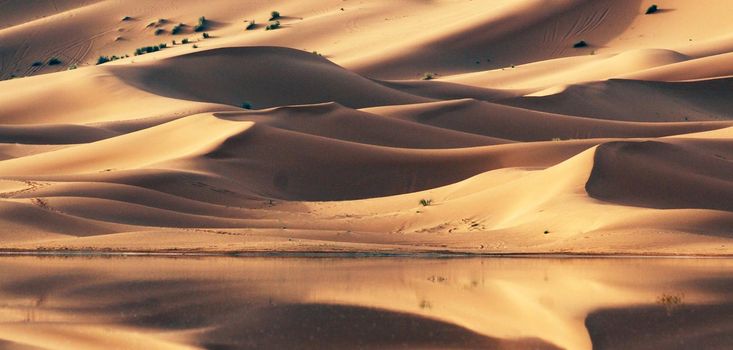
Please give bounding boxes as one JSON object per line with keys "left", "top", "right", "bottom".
{"left": 658, "top": 293, "right": 684, "bottom": 315}
{"left": 266, "top": 21, "right": 281, "bottom": 30}
{"left": 133, "top": 43, "right": 167, "bottom": 56}
{"left": 645, "top": 4, "right": 658, "bottom": 14}
{"left": 172, "top": 23, "right": 184, "bottom": 35}
{"left": 422, "top": 72, "right": 436, "bottom": 80}
{"left": 194, "top": 16, "right": 207, "bottom": 32}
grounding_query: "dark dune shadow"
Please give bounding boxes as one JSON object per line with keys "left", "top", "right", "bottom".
{"left": 202, "top": 303, "right": 562, "bottom": 350}
{"left": 585, "top": 140, "right": 733, "bottom": 215}
{"left": 585, "top": 303, "right": 733, "bottom": 350}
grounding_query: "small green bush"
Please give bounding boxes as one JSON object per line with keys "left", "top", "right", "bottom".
{"left": 270, "top": 11, "right": 281, "bottom": 21}
{"left": 265, "top": 20, "right": 281, "bottom": 30}
{"left": 182, "top": 38, "right": 190, "bottom": 44}
{"left": 241, "top": 102, "right": 253, "bottom": 109}
{"left": 97, "top": 56, "right": 111, "bottom": 65}
{"left": 31, "top": 61, "right": 43, "bottom": 67}
{"left": 419, "top": 199, "right": 432, "bottom": 206}
{"left": 133, "top": 43, "right": 166, "bottom": 56}
{"left": 573, "top": 40, "right": 588, "bottom": 48}
{"left": 245, "top": 20, "right": 256, "bottom": 30}
{"left": 121, "top": 16, "right": 132, "bottom": 21}
{"left": 192, "top": 44, "right": 198, "bottom": 48}
{"left": 194, "top": 16, "right": 207, "bottom": 32}
{"left": 202, "top": 32, "right": 210, "bottom": 39}
{"left": 154, "top": 28, "right": 165, "bottom": 35}
{"left": 645, "top": 4, "right": 658, "bottom": 14}
{"left": 422, "top": 72, "right": 436, "bottom": 80}
{"left": 172, "top": 23, "right": 184, "bottom": 35}
{"left": 48, "top": 57, "right": 62, "bottom": 65}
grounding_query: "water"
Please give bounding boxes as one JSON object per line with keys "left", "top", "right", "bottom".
{"left": 0, "top": 256, "right": 730, "bottom": 349}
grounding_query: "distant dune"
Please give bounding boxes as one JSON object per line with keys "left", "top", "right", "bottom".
{"left": 0, "top": 0, "right": 731, "bottom": 256}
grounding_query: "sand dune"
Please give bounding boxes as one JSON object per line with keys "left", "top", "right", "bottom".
{"left": 587, "top": 140, "right": 733, "bottom": 211}
{"left": 0, "top": 0, "right": 730, "bottom": 256}
{"left": 503, "top": 78, "right": 733, "bottom": 122}
{"left": 108, "top": 47, "right": 430, "bottom": 109}
{"left": 364, "top": 99, "right": 733, "bottom": 141}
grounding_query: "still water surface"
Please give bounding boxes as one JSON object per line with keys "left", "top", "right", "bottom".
{"left": 0, "top": 256, "right": 730, "bottom": 349}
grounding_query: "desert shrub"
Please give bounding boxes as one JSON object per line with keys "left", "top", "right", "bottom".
{"left": 97, "top": 56, "right": 111, "bottom": 65}
{"left": 422, "top": 72, "right": 436, "bottom": 80}
{"left": 645, "top": 4, "right": 658, "bottom": 14}
{"left": 133, "top": 44, "right": 166, "bottom": 56}
{"left": 172, "top": 23, "right": 184, "bottom": 34}
{"left": 31, "top": 61, "right": 43, "bottom": 67}
{"left": 154, "top": 28, "right": 165, "bottom": 35}
{"left": 245, "top": 20, "right": 256, "bottom": 30}
{"left": 121, "top": 16, "right": 132, "bottom": 21}
{"left": 172, "top": 39, "right": 177, "bottom": 45}
{"left": 67, "top": 64, "right": 77, "bottom": 70}
{"left": 194, "top": 16, "right": 207, "bottom": 32}
{"left": 202, "top": 32, "right": 210, "bottom": 39}
{"left": 192, "top": 44, "right": 198, "bottom": 48}
{"left": 265, "top": 21, "right": 281, "bottom": 30}
{"left": 573, "top": 40, "right": 588, "bottom": 48}
{"left": 182, "top": 38, "right": 190, "bottom": 44}
{"left": 419, "top": 199, "right": 432, "bottom": 206}
{"left": 48, "top": 57, "right": 62, "bottom": 65}
{"left": 241, "top": 102, "right": 253, "bottom": 109}
{"left": 270, "top": 11, "right": 281, "bottom": 20}
{"left": 658, "top": 293, "right": 684, "bottom": 315}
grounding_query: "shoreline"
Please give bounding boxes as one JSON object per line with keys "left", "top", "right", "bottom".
{"left": 0, "top": 249, "right": 731, "bottom": 259}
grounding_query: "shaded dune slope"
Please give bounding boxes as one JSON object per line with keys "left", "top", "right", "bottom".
{"left": 354, "top": 0, "right": 642, "bottom": 78}
{"left": 586, "top": 140, "right": 733, "bottom": 212}
{"left": 364, "top": 99, "right": 732, "bottom": 141}
{"left": 502, "top": 78, "right": 733, "bottom": 122}
{"left": 108, "top": 46, "right": 431, "bottom": 109}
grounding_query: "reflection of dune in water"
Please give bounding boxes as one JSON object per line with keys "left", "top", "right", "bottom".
{"left": 0, "top": 257, "right": 730, "bottom": 349}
